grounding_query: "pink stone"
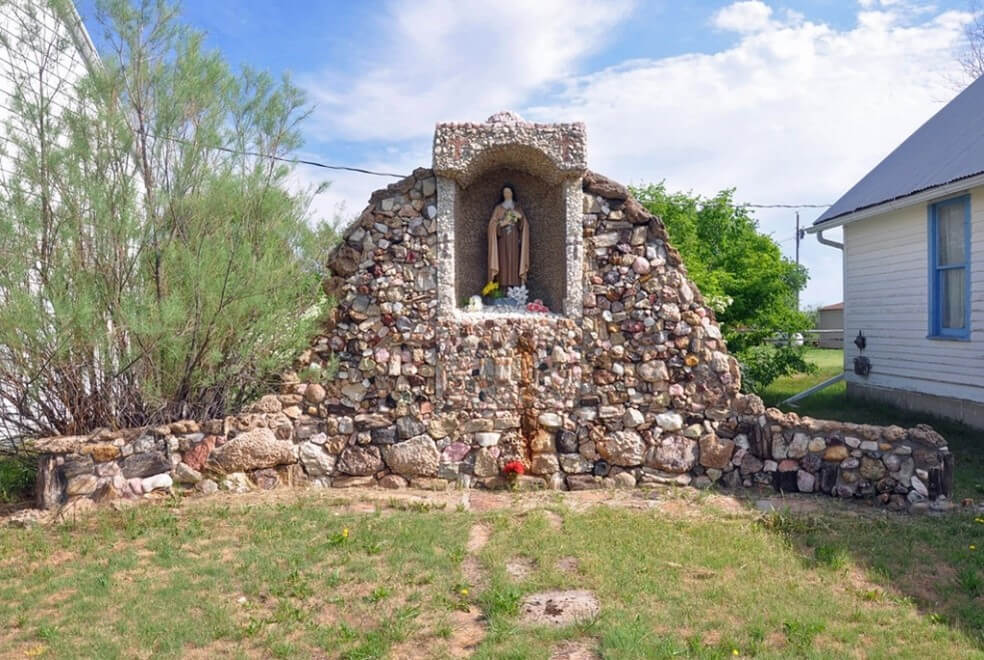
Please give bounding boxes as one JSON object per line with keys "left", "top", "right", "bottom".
{"left": 443, "top": 442, "right": 470, "bottom": 462}
{"left": 127, "top": 477, "right": 144, "bottom": 495}
{"left": 632, "top": 257, "right": 651, "bottom": 274}
{"left": 669, "top": 383, "right": 684, "bottom": 397}
{"left": 183, "top": 435, "right": 217, "bottom": 471}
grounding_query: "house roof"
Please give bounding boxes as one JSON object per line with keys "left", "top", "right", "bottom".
{"left": 814, "top": 75, "right": 984, "bottom": 226}
{"left": 819, "top": 302, "right": 843, "bottom": 311}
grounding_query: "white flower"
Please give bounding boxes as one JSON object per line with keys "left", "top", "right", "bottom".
{"left": 466, "top": 295, "right": 483, "bottom": 312}
{"left": 507, "top": 285, "right": 528, "bottom": 306}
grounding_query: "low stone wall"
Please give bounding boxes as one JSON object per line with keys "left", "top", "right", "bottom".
{"left": 29, "top": 393, "right": 952, "bottom": 513}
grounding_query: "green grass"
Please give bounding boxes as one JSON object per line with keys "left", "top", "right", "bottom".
{"left": 0, "top": 454, "right": 36, "bottom": 503}
{"left": 1, "top": 492, "right": 983, "bottom": 658}
{"left": 761, "top": 348, "right": 984, "bottom": 499}
{"left": 1, "top": 349, "right": 982, "bottom": 657}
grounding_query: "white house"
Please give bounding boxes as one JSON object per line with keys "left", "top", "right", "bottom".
{"left": 0, "top": 0, "right": 96, "bottom": 445}
{"left": 808, "top": 76, "right": 984, "bottom": 428}
{"left": 0, "top": 0, "right": 97, "bottom": 186}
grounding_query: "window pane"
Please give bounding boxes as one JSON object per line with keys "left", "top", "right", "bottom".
{"left": 937, "top": 203, "right": 965, "bottom": 266}
{"left": 942, "top": 267, "right": 966, "bottom": 329}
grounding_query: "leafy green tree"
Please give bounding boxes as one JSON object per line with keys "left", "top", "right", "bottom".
{"left": 632, "top": 183, "right": 813, "bottom": 392}
{"left": 0, "top": 0, "right": 334, "bottom": 440}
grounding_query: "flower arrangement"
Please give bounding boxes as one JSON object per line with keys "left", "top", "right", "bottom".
{"left": 502, "top": 460, "right": 526, "bottom": 489}
{"left": 506, "top": 285, "right": 528, "bottom": 306}
{"left": 526, "top": 299, "right": 549, "bottom": 313}
{"left": 482, "top": 280, "right": 501, "bottom": 297}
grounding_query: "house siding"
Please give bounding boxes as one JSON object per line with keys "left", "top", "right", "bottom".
{"left": 0, "top": 0, "right": 92, "bottom": 186}
{"left": 843, "top": 185, "right": 984, "bottom": 412}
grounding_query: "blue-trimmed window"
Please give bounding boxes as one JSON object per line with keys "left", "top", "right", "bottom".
{"left": 928, "top": 194, "right": 971, "bottom": 339}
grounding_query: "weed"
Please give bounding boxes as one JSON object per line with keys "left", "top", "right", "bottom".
{"left": 366, "top": 585, "right": 390, "bottom": 603}
{"left": 814, "top": 544, "right": 849, "bottom": 570}
{"left": 957, "top": 568, "right": 983, "bottom": 598}
{"left": 783, "top": 619, "right": 825, "bottom": 651}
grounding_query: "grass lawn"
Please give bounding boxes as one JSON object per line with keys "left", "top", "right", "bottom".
{"left": 1, "top": 489, "right": 983, "bottom": 659}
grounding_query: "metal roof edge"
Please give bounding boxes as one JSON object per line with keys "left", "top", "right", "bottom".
{"left": 806, "top": 171, "right": 984, "bottom": 233}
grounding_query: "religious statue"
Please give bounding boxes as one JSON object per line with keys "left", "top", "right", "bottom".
{"left": 487, "top": 185, "right": 530, "bottom": 287}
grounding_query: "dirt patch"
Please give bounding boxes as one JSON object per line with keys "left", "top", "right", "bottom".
{"left": 520, "top": 590, "right": 600, "bottom": 626}
{"left": 466, "top": 523, "right": 491, "bottom": 553}
{"left": 446, "top": 606, "right": 487, "bottom": 658}
{"left": 506, "top": 556, "right": 536, "bottom": 581}
{"left": 555, "top": 556, "right": 579, "bottom": 574}
{"left": 543, "top": 510, "right": 564, "bottom": 530}
{"left": 461, "top": 556, "right": 485, "bottom": 588}
{"left": 549, "top": 640, "right": 600, "bottom": 659}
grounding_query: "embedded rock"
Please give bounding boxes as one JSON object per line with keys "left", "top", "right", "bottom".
{"left": 141, "top": 473, "right": 173, "bottom": 493}
{"left": 207, "top": 428, "right": 297, "bottom": 473}
{"left": 646, "top": 435, "right": 697, "bottom": 473}
{"left": 174, "top": 462, "right": 203, "bottom": 484}
{"left": 598, "top": 431, "right": 645, "bottom": 466}
{"left": 65, "top": 474, "right": 98, "bottom": 497}
{"left": 698, "top": 435, "right": 734, "bottom": 470}
{"left": 382, "top": 435, "right": 441, "bottom": 477}
{"left": 299, "top": 441, "right": 336, "bottom": 477}
{"left": 122, "top": 451, "right": 170, "bottom": 479}
{"left": 654, "top": 412, "right": 684, "bottom": 432}
{"left": 337, "top": 445, "right": 384, "bottom": 476}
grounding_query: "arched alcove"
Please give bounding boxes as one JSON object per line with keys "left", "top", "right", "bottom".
{"left": 432, "top": 113, "right": 586, "bottom": 318}
{"left": 454, "top": 167, "right": 567, "bottom": 312}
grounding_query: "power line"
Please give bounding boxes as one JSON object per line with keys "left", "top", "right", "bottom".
{"left": 139, "top": 130, "right": 407, "bottom": 178}
{"left": 742, "top": 203, "right": 830, "bottom": 208}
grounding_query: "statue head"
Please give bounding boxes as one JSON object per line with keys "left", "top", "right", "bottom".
{"left": 500, "top": 184, "right": 515, "bottom": 203}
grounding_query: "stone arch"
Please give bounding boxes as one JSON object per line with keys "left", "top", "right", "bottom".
{"left": 433, "top": 115, "right": 585, "bottom": 317}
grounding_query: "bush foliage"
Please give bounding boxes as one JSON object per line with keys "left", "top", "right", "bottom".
{"left": 0, "top": 0, "right": 335, "bottom": 440}
{"left": 633, "top": 183, "right": 814, "bottom": 392}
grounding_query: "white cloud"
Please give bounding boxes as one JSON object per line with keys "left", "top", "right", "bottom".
{"left": 712, "top": 1, "right": 775, "bottom": 33}
{"left": 299, "top": 1, "right": 973, "bottom": 307}
{"left": 300, "top": 0, "right": 634, "bottom": 142}
{"left": 523, "top": 5, "right": 972, "bottom": 306}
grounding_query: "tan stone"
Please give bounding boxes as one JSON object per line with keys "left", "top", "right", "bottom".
{"left": 823, "top": 445, "right": 849, "bottom": 462}
{"left": 79, "top": 443, "right": 120, "bottom": 463}
{"left": 531, "top": 430, "right": 554, "bottom": 454}
{"left": 698, "top": 435, "right": 734, "bottom": 470}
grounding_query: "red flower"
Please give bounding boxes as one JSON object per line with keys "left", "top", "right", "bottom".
{"left": 502, "top": 460, "right": 526, "bottom": 476}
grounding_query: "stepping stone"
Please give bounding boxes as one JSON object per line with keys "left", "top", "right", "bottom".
{"left": 550, "top": 640, "right": 600, "bottom": 660}
{"left": 519, "top": 590, "right": 600, "bottom": 626}
{"left": 505, "top": 556, "right": 536, "bottom": 581}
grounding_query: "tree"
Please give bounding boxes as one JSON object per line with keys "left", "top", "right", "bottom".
{"left": 632, "top": 183, "right": 813, "bottom": 392}
{"left": 958, "top": 2, "right": 984, "bottom": 84}
{"left": 0, "top": 0, "right": 335, "bottom": 441}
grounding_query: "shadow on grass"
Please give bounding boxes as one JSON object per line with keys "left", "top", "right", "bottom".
{"left": 755, "top": 498, "right": 984, "bottom": 651}
{"left": 753, "top": 357, "right": 984, "bottom": 648}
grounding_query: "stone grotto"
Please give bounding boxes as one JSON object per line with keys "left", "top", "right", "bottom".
{"left": 28, "top": 112, "right": 954, "bottom": 513}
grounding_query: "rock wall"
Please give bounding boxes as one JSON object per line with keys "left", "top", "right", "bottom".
{"left": 29, "top": 392, "right": 952, "bottom": 511}
{"left": 29, "top": 168, "right": 954, "bottom": 511}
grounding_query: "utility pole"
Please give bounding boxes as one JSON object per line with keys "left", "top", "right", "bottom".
{"left": 795, "top": 211, "right": 800, "bottom": 266}
{"left": 794, "top": 211, "right": 805, "bottom": 311}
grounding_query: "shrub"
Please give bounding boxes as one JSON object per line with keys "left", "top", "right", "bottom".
{"left": 0, "top": 0, "right": 336, "bottom": 438}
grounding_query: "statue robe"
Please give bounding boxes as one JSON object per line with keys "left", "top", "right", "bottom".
{"left": 487, "top": 203, "right": 530, "bottom": 287}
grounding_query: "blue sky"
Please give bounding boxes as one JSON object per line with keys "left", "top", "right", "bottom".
{"left": 77, "top": 0, "right": 976, "bottom": 307}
